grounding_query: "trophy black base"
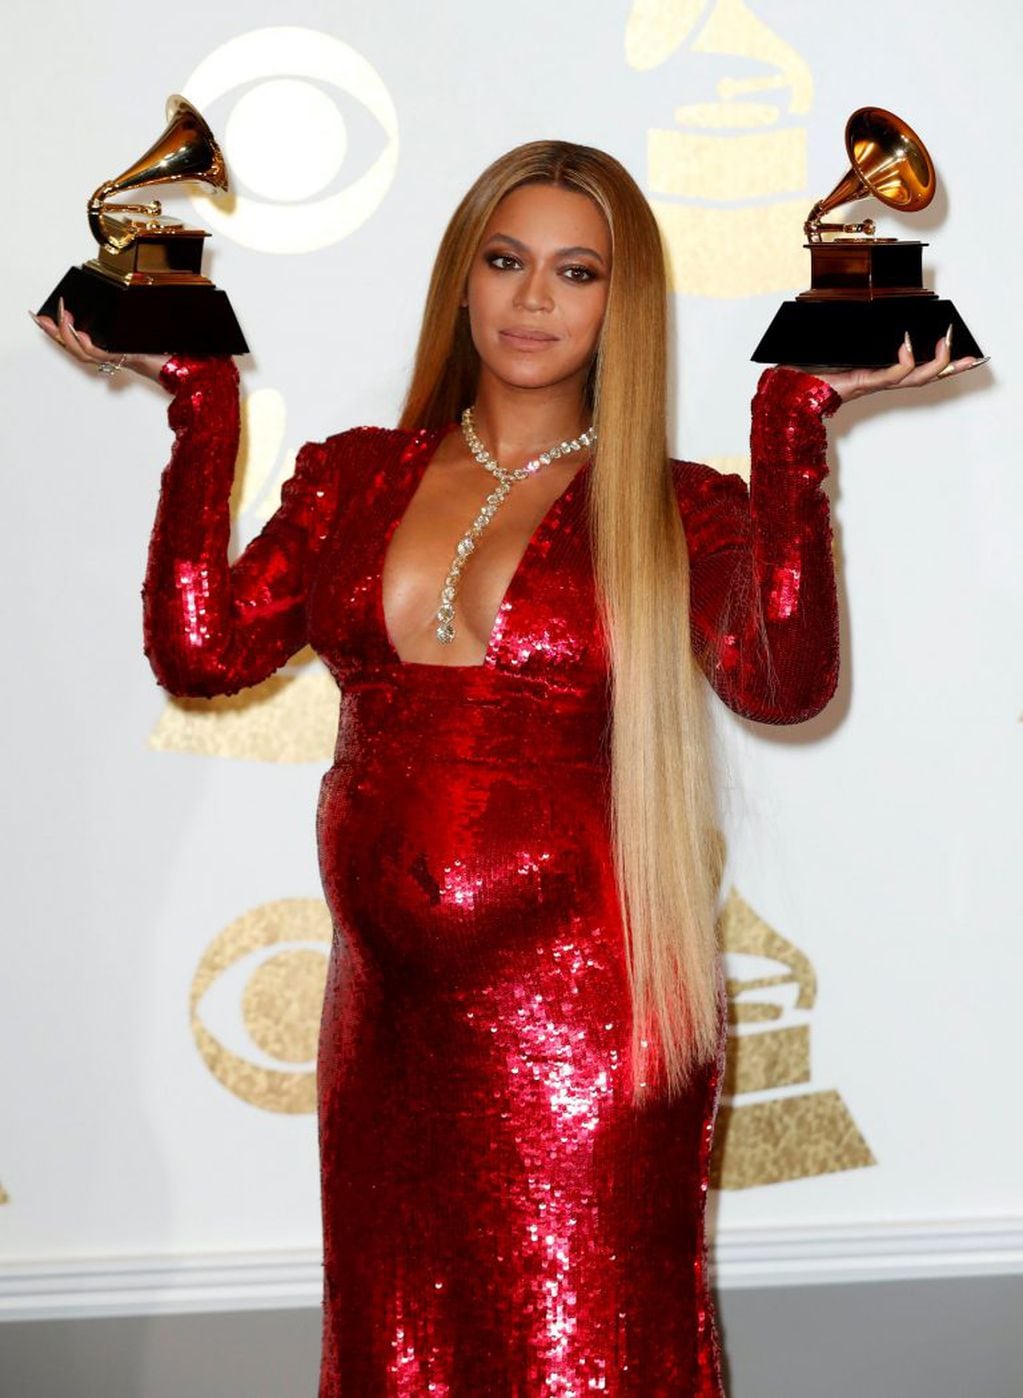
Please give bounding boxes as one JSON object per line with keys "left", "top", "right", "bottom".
{"left": 37, "top": 265, "right": 249, "bottom": 356}
{"left": 751, "top": 297, "right": 982, "bottom": 368}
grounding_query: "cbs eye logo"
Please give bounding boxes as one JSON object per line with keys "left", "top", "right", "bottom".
{"left": 190, "top": 898, "right": 332, "bottom": 1112}
{"left": 182, "top": 26, "right": 399, "bottom": 253}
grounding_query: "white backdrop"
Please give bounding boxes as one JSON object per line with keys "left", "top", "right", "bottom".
{"left": 2, "top": 0, "right": 1021, "bottom": 1317}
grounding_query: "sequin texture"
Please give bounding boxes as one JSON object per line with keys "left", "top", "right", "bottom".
{"left": 143, "top": 357, "right": 843, "bottom": 1395}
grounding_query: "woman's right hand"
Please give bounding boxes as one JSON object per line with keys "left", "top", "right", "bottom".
{"left": 30, "top": 297, "right": 171, "bottom": 383}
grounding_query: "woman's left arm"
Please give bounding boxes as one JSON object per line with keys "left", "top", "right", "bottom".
{"left": 678, "top": 332, "right": 985, "bottom": 724}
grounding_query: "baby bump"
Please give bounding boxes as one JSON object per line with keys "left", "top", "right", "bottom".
{"left": 316, "top": 747, "right": 620, "bottom": 987}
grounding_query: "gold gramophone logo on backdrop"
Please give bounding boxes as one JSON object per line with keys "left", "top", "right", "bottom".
{"left": 626, "top": 0, "right": 814, "bottom": 298}
{"left": 710, "top": 888, "right": 875, "bottom": 1189}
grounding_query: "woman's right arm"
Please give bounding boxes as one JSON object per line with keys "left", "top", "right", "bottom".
{"left": 32, "top": 305, "right": 348, "bottom": 698}
{"left": 142, "top": 353, "right": 343, "bottom": 697}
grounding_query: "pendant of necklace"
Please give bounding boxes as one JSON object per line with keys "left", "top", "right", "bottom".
{"left": 432, "top": 406, "right": 597, "bottom": 645}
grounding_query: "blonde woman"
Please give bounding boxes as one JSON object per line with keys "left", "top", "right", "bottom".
{"left": 33, "top": 140, "right": 981, "bottom": 1396}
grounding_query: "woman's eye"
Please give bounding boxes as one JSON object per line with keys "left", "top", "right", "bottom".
{"left": 487, "top": 253, "right": 521, "bottom": 270}
{"left": 563, "top": 265, "right": 596, "bottom": 283}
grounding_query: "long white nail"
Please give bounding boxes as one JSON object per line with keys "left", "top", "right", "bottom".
{"left": 903, "top": 330, "right": 913, "bottom": 355}
{"left": 945, "top": 323, "right": 953, "bottom": 350}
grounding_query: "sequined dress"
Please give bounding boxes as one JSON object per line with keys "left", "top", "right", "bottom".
{"left": 143, "top": 356, "right": 842, "bottom": 1396}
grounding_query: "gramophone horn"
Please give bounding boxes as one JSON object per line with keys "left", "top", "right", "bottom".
{"left": 805, "top": 106, "right": 936, "bottom": 240}
{"left": 87, "top": 94, "right": 229, "bottom": 254}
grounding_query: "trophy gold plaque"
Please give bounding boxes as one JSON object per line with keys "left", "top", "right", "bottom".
{"left": 37, "top": 94, "right": 248, "bottom": 355}
{"left": 752, "top": 106, "right": 982, "bottom": 368}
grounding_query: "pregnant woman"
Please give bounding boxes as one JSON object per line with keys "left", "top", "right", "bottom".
{"left": 33, "top": 140, "right": 981, "bottom": 1396}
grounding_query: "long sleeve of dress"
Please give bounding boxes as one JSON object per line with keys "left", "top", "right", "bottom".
{"left": 675, "top": 365, "right": 844, "bottom": 725}
{"left": 142, "top": 353, "right": 349, "bottom": 698}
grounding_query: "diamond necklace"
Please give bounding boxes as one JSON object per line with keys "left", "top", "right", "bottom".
{"left": 431, "top": 406, "right": 597, "bottom": 645}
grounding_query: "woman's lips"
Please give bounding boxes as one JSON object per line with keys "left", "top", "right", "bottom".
{"left": 499, "top": 328, "right": 559, "bottom": 351}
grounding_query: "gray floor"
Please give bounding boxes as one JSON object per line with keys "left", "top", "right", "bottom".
{"left": 1, "top": 1275, "right": 1021, "bottom": 1397}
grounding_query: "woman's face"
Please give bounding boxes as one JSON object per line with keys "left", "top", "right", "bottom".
{"left": 464, "top": 182, "right": 611, "bottom": 397}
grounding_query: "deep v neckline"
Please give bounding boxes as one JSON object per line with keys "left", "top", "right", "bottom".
{"left": 377, "top": 424, "right": 592, "bottom": 670}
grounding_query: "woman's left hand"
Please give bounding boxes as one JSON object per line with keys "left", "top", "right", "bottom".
{"left": 780, "top": 329, "right": 989, "bottom": 404}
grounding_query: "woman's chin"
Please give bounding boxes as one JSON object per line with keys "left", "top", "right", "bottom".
{"left": 479, "top": 355, "right": 587, "bottom": 394}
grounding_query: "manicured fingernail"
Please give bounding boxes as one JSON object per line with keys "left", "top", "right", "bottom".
{"left": 27, "top": 309, "right": 39, "bottom": 321}
{"left": 58, "top": 296, "right": 64, "bottom": 317}
{"left": 903, "top": 330, "right": 913, "bottom": 354}
{"left": 945, "top": 323, "right": 953, "bottom": 350}
{"left": 940, "top": 354, "right": 990, "bottom": 378}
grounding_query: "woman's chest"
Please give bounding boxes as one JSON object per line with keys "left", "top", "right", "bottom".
{"left": 306, "top": 427, "right": 609, "bottom": 686}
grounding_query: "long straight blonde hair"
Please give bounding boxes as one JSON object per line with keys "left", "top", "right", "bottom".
{"left": 399, "top": 141, "right": 722, "bottom": 1103}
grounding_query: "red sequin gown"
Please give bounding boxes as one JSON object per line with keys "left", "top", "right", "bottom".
{"left": 143, "top": 356, "right": 842, "bottom": 1396}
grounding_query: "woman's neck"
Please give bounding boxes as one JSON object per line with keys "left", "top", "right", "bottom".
{"left": 470, "top": 368, "right": 591, "bottom": 469}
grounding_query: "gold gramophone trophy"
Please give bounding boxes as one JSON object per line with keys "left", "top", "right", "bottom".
{"left": 37, "top": 94, "right": 248, "bottom": 355}
{"left": 752, "top": 106, "right": 982, "bottom": 368}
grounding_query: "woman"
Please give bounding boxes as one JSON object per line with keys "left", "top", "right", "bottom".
{"left": 33, "top": 140, "right": 982, "bottom": 1396}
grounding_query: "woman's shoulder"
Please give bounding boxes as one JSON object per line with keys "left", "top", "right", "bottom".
{"left": 669, "top": 456, "right": 749, "bottom": 555}
{"left": 670, "top": 456, "right": 748, "bottom": 506}
{"left": 321, "top": 422, "right": 446, "bottom": 457}
{"left": 320, "top": 423, "right": 415, "bottom": 454}
{"left": 303, "top": 424, "right": 448, "bottom": 501}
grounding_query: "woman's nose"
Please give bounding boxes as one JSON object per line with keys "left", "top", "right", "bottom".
{"left": 513, "top": 268, "right": 554, "bottom": 312}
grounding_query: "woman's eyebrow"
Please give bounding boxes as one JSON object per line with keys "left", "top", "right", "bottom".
{"left": 482, "top": 232, "right": 606, "bottom": 266}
